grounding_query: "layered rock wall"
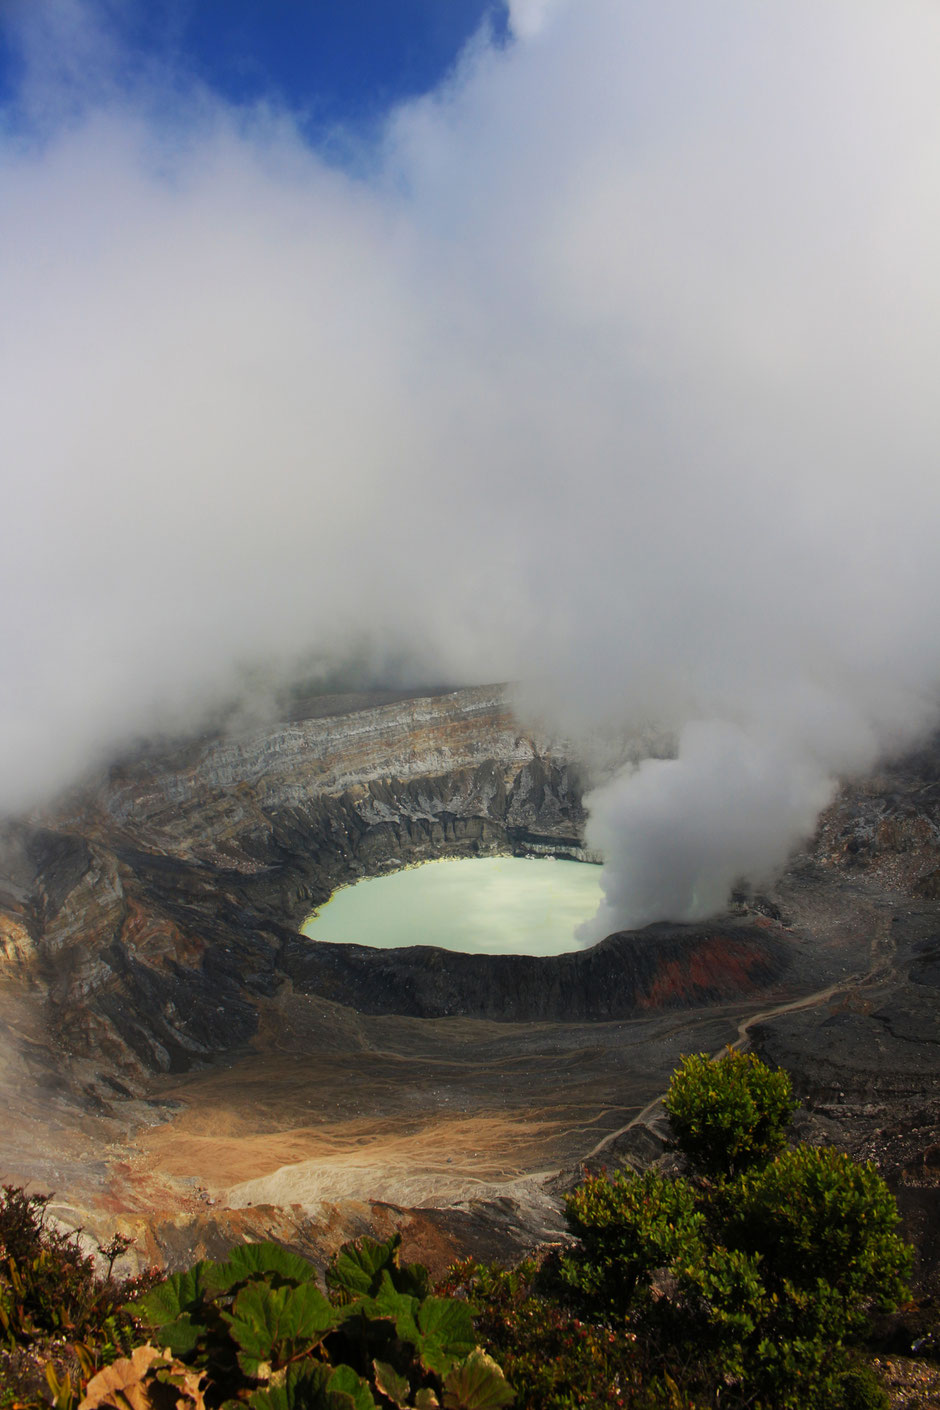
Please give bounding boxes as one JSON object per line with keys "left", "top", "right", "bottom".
{"left": 0, "top": 688, "right": 589, "bottom": 1078}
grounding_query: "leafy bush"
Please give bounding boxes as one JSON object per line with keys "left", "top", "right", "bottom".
{"left": 836, "top": 1363, "right": 891, "bottom": 1410}
{"left": 558, "top": 1051, "right": 912, "bottom": 1409}
{"left": 727, "top": 1143, "right": 913, "bottom": 1339}
{"left": 0, "top": 1184, "right": 154, "bottom": 1409}
{"left": 662, "top": 1050, "right": 796, "bottom": 1178}
{"left": 0, "top": 1186, "right": 131, "bottom": 1351}
{"left": 116, "top": 1232, "right": 513, "bottom": 1410}
{"left": 443, "top": 1255, "right": 722, "bottom": 1410}
{"left": 436, "top": 1258, "right": 650, "bottom": 1410}
{"left": 560, "top": 1170, "right": 703, "bottom": 1318}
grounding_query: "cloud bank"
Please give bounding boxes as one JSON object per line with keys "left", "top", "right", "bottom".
{"left": 2, "top": 0, "right": 940, "bottom": 936}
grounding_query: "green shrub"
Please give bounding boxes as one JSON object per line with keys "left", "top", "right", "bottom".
{"left": 663, "top": 1049, "right": 796, "bottom": 1178}
{"left": 727, "top": 1144, "right": 913, "bottom": 1339}
{"left": 437, "top": 1258, "right": 701, "bottom": 1410}
{"left": 837, "top": 1363, "right": 891, "bottom": 1410}
{"left": 0, "top": 1184, "right": 152, "bottom": 1409}
{"left": 555, "top": 1054, "right": 911, "bottom": 1409}
{"left": 561, "top": 1170, "right": 703, "bottom": 1317}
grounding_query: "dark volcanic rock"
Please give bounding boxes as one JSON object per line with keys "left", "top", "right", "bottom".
{"left": 281, "top": 921, "right": 794, "bottom": 1022}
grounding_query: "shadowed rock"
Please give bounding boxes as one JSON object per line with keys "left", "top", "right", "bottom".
{"left": 281, "top": 921, "right": 792, "bottom": 1022}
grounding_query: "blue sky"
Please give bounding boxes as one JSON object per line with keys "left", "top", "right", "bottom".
{"left": 0, "top": 0, "right": 510, "bottom": 138}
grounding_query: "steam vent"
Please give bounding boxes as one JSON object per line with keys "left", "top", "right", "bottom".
{"left": 1, "top": 686, "right": 938, "bottom": 1281}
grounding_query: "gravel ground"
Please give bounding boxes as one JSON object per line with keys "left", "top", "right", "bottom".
{"left": 874, "top": 1355, "right": 940, "bottom": 1408}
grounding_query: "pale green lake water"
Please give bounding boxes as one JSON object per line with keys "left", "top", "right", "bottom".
{"left": 300, "top": 856, "right": 604, "bottom": 956}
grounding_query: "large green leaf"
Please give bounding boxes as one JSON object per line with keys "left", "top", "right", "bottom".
{"left": 417, "top": 1300, "right": 475, "bottom": 1354}
{"left": 355, "top": 1283, "right": 476, "bottom": 1377}
{"left": 413, "top": 1299, "right": 476, "bottom": 1376}
{"left": 159, "top": 1311, "right": 205, "bottom": 1358}
{"left": 370, "top": 1276, "right": 421, "bottom": 1345}
{"left": 325, "top": 1364, "right": 379, "bottom": 1410}
{"left": 331, "top": 1298, "right": 398, "bottom": 1362}
{"left": 395, "top": 1262, "right": 431, "bottom": 1301}
{"left": 248, "top": 1362, "right": 333, "bottom": 1410}
{"left": 207, "top": 1242, "right": 318, "bottom": 1294}
{"left": 225, "top": 1280, "right": 337, "bottom": 1375}
{"left": 442, "top": 1351, "right": 514, "bottom": 1410}
{"left": 372, "top": 1359, "right": 411, "bottom": 1408}
{"left": 327, "top": 1235, "right": 403, "bottom": 1299}
{"left": 130, "top": 1261, "right": 213, "bottom": 1329}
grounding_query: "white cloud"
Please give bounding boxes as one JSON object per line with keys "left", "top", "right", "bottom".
{"left": 506, "top": 0, "right": 565, "bottom": 40}
{"left": 2, "top": 0, "right": 940, "bottom": 931}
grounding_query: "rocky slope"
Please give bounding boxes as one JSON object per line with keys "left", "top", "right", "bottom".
{"left": 0, "top": 687, "right": 583, "bottom": 1077}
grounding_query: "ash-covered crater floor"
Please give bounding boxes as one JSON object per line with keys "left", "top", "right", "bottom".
{"left": 0, "top": 686, "right": 937, "bottom": 1283}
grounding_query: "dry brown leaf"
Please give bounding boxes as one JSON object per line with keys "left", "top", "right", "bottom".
{"left": 79, "top": 1345, "right": 165, "bottom": 1410}
{"left": 164, "top": 1364, "right": 208, "bottom": 1410}
{"left": 78, "top": 1344, "right": 206, "bottom": 1410}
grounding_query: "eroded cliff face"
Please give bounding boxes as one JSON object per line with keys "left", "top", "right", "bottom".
{"left": 0, "top": 687, "right": 591, "bottom": 1078}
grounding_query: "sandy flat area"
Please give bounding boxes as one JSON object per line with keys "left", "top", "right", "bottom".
{"left": 131, "top": 989, "right": 747, "bottom": 1215}
{"left": 0, "top": 980, "right": 752, "bottom": 1265}
{"left": 143, "top": 1111, "right": 562, "bottom": 1208}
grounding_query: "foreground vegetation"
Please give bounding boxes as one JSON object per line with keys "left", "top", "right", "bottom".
{"left": 1, "top": 1052, "right": 928, "bottom": 1409}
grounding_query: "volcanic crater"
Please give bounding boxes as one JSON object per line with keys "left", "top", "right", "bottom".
{"left": 0, "top": 685, "right": 938, "bottom": 1283}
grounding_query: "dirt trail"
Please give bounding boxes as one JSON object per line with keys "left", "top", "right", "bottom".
{"left": 582, "top": 969, "right": 873, "bottom": 1163}
{"left": 582, "top": 881, "right": 906, "bottom": 1165}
